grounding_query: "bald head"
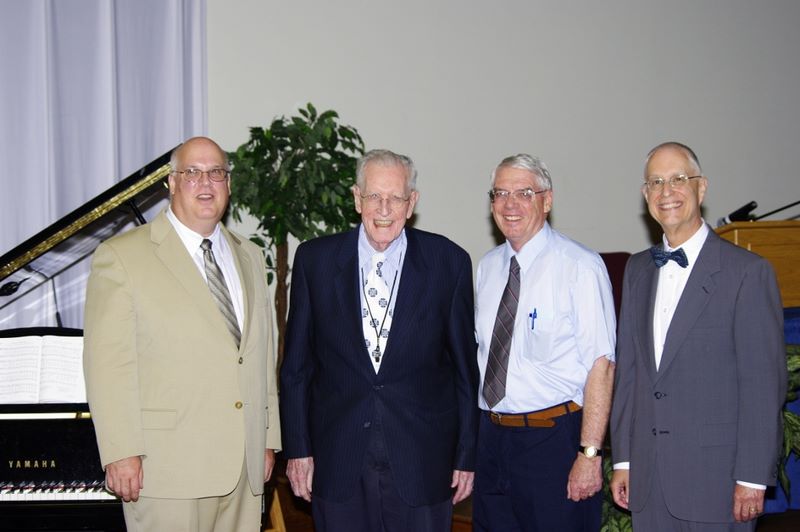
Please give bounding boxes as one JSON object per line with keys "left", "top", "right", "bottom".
{"left": 645, "top": 141, "right": 702, "bottom": 176}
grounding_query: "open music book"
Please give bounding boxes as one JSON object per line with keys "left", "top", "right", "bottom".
{"left": 0, "top": 335, "right": 86, "bottom": 403}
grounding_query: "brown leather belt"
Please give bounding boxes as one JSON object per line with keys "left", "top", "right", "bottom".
{"left": 487, "top": 401, "right": 581, "bottom": 428}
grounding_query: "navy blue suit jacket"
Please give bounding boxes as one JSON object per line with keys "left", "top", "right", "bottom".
{"left": 280, "top": 227, "right": 480, "bottom": 506}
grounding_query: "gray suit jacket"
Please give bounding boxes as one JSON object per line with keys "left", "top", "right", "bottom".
{"left": 610, "top": 229, "right": 786, "bottom": 522}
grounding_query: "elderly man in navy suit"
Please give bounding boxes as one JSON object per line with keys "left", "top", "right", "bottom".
{"left": 280, "top": 149, "right": 479, "bottom": 532}
{"left": 610, "top": 142, "right": 787, "bottom": 530}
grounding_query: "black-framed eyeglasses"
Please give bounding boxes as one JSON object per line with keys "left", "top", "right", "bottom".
{"left": 488, "top": 188, "right": 547, "bottom": 203}
{"left": 643, "top": 175, "right": 702, "bottom": 192}
{"left": 173, "top": 168, "right": 230, "bottom": 184}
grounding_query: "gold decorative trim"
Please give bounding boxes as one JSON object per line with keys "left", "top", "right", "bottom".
{"left": 0, "top": 164, "right": 170, "bottom": 280}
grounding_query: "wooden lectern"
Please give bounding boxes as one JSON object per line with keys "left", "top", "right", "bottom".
{"left": 715, "top": 220, "right": 800, "bottom": 307}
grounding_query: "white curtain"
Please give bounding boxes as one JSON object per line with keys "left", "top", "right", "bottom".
{"left": 0, "top": 0, "right": 206, "bottom": 328}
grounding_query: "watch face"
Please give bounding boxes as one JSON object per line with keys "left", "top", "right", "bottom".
{"left": 583, "top": 446, "right": 598, "bottom": 457}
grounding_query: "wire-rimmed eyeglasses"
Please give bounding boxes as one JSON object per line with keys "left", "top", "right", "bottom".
{"left": 488, "top": 188, "right": 547, "bottom": 203}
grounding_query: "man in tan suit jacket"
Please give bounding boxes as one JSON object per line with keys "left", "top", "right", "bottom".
{"left": 84, "top": 137, "right": 280, "bottom": 532}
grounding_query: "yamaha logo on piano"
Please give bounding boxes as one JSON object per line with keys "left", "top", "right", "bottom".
{"left": 7, "top": 459, "right": 57, "bottom": 469}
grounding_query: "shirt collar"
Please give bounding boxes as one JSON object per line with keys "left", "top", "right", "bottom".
{"left": 661, "top": 220, "right": 709, "bottom": 267}
{"left": 166, "top": 206, "right": 222, "bottom": 254}
{"left": 504, "top": 221, "right": 552, "bottom": 272}
{"left": 358, "top": 224, "right": 406, "bottom": 270}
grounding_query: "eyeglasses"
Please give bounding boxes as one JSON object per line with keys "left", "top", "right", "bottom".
{"left": 488, "top": 188, "right": 547, "bottom": 203}
{"left": 173, "top": 168, "right": 230, "bottom": 184}
{"left": 643, "top": 175, "right": 702, "bottom": 192}
{"left": 360, "top": 193, "right": 411, "bottom": 209}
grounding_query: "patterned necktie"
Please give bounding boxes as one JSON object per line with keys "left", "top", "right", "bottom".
{"left": 650, "top": 246, "right": 688, "bottom": 268}
{"left": 482, "top": 256, "right": 521, "bottom": 409}
{"left": 200, "top": 239, "right": 241, "bottom": 348}
{"left": 361, "top": 252, "right": 393, "bottom": 373}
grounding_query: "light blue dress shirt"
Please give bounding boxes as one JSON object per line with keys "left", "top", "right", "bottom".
{"left": 475, "top": 222, "right": 616, "bottom": 413}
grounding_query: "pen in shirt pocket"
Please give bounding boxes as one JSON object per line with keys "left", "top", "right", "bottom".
{"left": 529, "top": 308, "right": 537, "bottom": 330}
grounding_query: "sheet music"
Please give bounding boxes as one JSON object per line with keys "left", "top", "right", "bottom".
{"left": 0, "top": 335, "right": 86, "bottom": 403}
{"left": 39, "top": 336, "right": 86, "bottom": 402}
{"left": 0, "top": 337, "right": 41, "bottom": 402}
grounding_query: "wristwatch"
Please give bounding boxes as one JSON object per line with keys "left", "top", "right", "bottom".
{"left": 579, "top": 445, "right": 603, "bottom": 458}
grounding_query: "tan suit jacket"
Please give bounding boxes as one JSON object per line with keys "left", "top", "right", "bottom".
{"left": 84, "top": 211, "right": 280, "bottom": 498}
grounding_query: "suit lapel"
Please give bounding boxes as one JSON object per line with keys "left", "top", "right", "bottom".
{"left": 150, "top": 211, "right": 239, "bottom": 348}
{"left": 380, "top": 229, "right": 428, "bottom": 367}
{"left": 222, "top": 227, "right": 250, "bottom": 350}
{"left": 634, "top": 261, "right": 659, "bottom": 383}
{"left": 654, "top": 233, "right": 720, "bottom": 381}
{"left": 334, "top": 230, "right": 367, "bottom": 358}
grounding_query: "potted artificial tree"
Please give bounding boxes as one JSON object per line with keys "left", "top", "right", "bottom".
{"left": 228, "top": 103, "right": 365, "bottom": 363}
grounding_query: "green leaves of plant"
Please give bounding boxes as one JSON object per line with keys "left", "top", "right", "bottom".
{"left": 228, "top": 103, "right": 365, "bottom": 283}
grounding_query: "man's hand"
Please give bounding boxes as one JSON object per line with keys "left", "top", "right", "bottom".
{"left": 610, "top": 469, "right": 629, "bottom": 509}
{"left": 566, "top": 454, "right": 602, "bottom": 502}
{"left": 264, "top": 449, "right": 276, "bottom": 482}
{"left": 105, "top": 455, "right": 143, "bottom": 502}
{"left": 733, "top": 484, "right": 765, "bottom": 522}
{"left": 451, "top": 470, "right": 474, "bottom": 504}
{"left": 286, "top": 457, "right": 314, "bottom": 502}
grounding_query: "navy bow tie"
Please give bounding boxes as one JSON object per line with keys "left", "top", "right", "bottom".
{"left": 650, "top": 246, "right": 688, "bottom": 268}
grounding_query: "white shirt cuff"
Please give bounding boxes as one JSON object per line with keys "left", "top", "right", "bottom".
{"left": 736, "top": 480, "right": 766, "bottom": 490}
{"left": 613, "top": 462, "right": 630, "bottom": 470}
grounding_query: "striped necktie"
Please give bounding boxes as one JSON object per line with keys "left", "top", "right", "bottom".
{"left": 201, "top": 239, "right": 241, "bottom": 348}
{"left": 482, "top": 256, "right": 520, "bottom": 408}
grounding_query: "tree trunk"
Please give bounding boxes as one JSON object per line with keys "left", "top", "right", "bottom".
{"left": 275, "top": 240, "right": 289, "bottom": 369}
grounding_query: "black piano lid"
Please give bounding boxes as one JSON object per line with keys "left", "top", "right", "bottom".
{"left": 0, "top": 148, "right": 175, "bottom": 314}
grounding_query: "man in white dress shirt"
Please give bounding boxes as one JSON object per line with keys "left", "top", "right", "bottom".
{"left": 473, "top": 153, "right": 617, "bottom": 532}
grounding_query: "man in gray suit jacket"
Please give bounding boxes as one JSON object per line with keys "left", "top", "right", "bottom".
{"left": 610, "top": 142, "right": 787, "bottom": 530}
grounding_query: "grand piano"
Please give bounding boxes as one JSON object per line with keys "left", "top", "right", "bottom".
{"left": 0, "top": 151, "right": 172, "bottom": 531}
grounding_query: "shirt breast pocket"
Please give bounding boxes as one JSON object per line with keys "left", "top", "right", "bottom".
{"left": 519, "top": 313, "right": 554, "bottom": 362}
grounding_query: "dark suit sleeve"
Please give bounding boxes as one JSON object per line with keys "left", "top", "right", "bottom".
{"left": 280, "top": 244, "right": 314, "bottom": 459}
{"left": 610, "top": 258, "right": 637, "bottom": 464}
{"left": 733, "top": 259, "right": 787, "bottom": 485}
{"left": 448, "top": 251, "right": 480, "bottom": 471}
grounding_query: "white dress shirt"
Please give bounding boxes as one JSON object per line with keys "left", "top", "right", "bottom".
{"left": 653, "top": 222, "right": 709, "bottom": 370}
{"left": 166, "top": 207, "right": 244, "bottom": 331}
{"left": 475, "top": 222, "right": 616, "bottom": 413}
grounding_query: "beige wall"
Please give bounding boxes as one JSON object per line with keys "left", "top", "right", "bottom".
{"left": 208, "top": 0, "right": 800, "bottom": 267}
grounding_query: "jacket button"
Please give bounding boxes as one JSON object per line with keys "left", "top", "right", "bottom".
{"left": 363, "top": 421, "right": 371, "bottom": 429}
{"left": 652, "top": 428, "right": 657, "bottom": 436}
{"left": 373, "top": 385, "right": 383, "bottom": 390}
{"left": 238, "top": 357, "right": 243, "bottom": 364}
{"left": 654, "top": 392, "right": 662, "bottom": 399}
{"left": 235, "top": 401, "right": 243, "bottom": 409}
